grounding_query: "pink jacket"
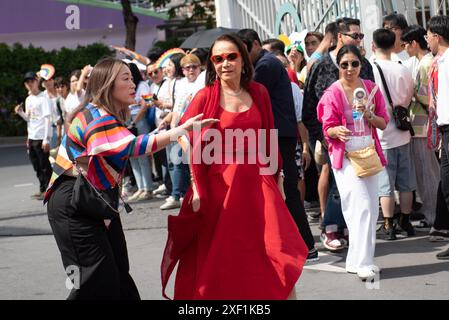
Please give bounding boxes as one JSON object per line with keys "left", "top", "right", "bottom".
{"left": 317, "top": 79, "right": 389, "bottom": 170}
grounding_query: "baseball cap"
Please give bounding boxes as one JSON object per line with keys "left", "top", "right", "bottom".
{"left": 23, "top": 71, "right": 37, "bottom": 82}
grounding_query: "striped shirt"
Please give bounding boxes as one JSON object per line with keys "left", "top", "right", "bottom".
{"left": 45, "top": 104, "right": 157, "bottom": 201}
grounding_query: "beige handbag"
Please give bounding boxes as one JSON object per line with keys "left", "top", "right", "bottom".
{"left": 345, "top": 144, "right": 383, "bottom": 178}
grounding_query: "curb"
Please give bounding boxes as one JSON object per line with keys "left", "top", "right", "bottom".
{"left": 0, "top": 136, "right": 27, "bottom": 148}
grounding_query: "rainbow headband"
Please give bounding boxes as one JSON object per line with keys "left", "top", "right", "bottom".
{"left": 38, "top": 64, "right": 55, "bottom": 80}
{"left": 155, "top": 48, "right": 185, "bottom": 68}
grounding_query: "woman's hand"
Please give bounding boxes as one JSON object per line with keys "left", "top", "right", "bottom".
{"left": 181, "top": 113, "right": 219, "bottom": 132}
{"left": 328, "top": 126, "right": 352, "bottom": 142}
{"left": 158, "top": 120, "right": 168, "bottom": 131}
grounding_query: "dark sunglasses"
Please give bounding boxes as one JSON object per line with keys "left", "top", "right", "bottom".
{"left": 148, "top": 69, "right": 160, "bottom": 76}
{"left": 182, "top": 64, "right": 200, "bottom": 71}
{"left": 210, "top": 52, "right": 241, "bottom": 64}
{"left": 339, "top": 60, "right": 361, "bottom": 69}
{"left": 342, "top": 32, "right": 365, "bottom": 40}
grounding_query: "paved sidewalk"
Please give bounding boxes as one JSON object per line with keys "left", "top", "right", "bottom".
{"left": 1, "top": 201, "right": 448, "bottom": 300}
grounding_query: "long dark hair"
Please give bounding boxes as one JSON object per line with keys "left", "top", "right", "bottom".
{"left": 128, "top": 62, "right": 144, "bottom": 88}
{"left": 169, "top": 53, "right": 186, "bottom": 78}
{"left": 205, "top": 33, "right": 254, "bottom": 89}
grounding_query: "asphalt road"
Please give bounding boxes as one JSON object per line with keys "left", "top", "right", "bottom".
{"left": 1, "top": 145, "right": 448, "bottom": 300}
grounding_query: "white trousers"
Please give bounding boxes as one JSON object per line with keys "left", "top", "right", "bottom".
{"left": 332, "top": 136, "right": 379, "bottom": 270}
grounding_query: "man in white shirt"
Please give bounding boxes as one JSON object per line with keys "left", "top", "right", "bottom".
{"left": 14, "top": 72, "right": 53, "bottom": 200}
{"left": 426, "top": 15, "right": 449, "bottom": 260}
{"left": 371, "top": 28, "right": 416, "bottom": 240}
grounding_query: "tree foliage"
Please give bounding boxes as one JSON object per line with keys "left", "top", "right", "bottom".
{"left": 0, "top": 43, "right": 114, "bottom": 136}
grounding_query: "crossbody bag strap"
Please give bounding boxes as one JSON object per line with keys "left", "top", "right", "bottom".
{"left": 373, "top": 62, "right": 394, "bottom": 107}
{"left": 73, "top": 156, "right": 132, "bottom": 214}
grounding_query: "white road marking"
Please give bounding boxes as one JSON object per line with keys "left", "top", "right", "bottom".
{"left": 304, "top": 252, "right": 347, "bottom": 273}
{"left": 14, "top": 183, "right": 34, "bottom": 188}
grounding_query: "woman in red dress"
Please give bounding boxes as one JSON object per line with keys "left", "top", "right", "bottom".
{"left": 161, "top": 34, "right": 308, "bottom": 300}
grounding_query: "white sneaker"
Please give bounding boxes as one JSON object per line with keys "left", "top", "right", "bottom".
{"left": 160, "top": 196, "right": 181, "bottom": 210}
{"left": 154, "top": 184, "right": 167, "bottom": 195}
{"left": 346, "top": 265, "right": 381, "bottom": 274}
{"left": 357, "top": 268, "right": 376, "bottom": 281}
{"left": 138, "top": 191, "right": 153, "bottom": 201}
{"left": 128, "top": 190, "right": 144, "bottom": 201}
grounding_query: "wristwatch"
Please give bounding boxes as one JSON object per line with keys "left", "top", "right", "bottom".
{"left": 367, "top": 111, "right": 374, "bottom": 121}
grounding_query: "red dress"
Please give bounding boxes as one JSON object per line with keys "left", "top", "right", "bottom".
{"left": 161, "top": 81, "right": 308, "bottom": 300}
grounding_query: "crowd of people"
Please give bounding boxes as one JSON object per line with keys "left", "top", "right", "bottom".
{"left": 13, "top": 12, "right": 449, "bottom": 299}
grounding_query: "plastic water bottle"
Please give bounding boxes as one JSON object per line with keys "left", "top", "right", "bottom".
{"left": 352, "top": 99, "right": 365, "bottom": 135}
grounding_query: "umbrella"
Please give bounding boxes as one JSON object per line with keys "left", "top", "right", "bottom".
{"left": 180, "top": 27, "right": 240, "bottom": 49}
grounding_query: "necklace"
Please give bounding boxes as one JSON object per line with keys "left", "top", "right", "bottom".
{"left": 222, "top": 87, "right": 243, "bottom": 96}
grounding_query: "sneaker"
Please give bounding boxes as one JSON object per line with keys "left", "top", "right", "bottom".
{"left": 304, "top": 201, "right": 319, "bottom": 210}
{"left": 436, "top": 247, "right": 449, "bottom": 260}
{"left": 398, "top": 214, "right": 415, "bottom": 237}
{"left": 137, "top": 191, "right": 153, "bottom": 201}
{"left": 429, "top": 228, "right": 449, "bottom": 242}
{"left": 307, "top": 211, "right": 321, "bottom": 222}
{"left": 160, "top": 196, "right": 181, "bottom": 210}
{"left": 31, "top": 191, "right": 44, "bottom": 199}
{"left": 357, "top": 268, "right": 376, "bottom": 281}
{"left": 33, "top": 192, "right": 45, "bottom": 201}
{"left": 382, "top": 218, "right": 397, "bottom": 241}
{"left": 306, "top": 248, "right": 319, "bottom": 263}
{"left": 153, "top": 184, "right": 167, "bottom": 195}
{"left": 346, "top": 265, "right": 381, "bottom": 274}
{"left": 127, "top": 190, "right": 144, "bottom": 201}
{"left": 320, "top": 232, "right": 344, "bottom": 251}
{"left": 416, "top": 220, "right": 431, "bottom": 229}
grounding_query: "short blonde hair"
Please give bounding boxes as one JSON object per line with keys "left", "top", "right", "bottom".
{"left": 180, "top": 54, "right": 201, "bottom": 67}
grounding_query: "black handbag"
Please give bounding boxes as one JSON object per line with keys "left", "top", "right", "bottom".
{"left": 71, "top": 161, "right": 132, "bottom": 221}
{"left": 374, "top": 62, "right": 415, "bottom": 136}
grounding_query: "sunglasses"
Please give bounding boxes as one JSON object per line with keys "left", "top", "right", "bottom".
{"left": 210, "top": 52, "right": 241, "bottom": 64}
{"left": 148, "top": 69, "right": 160, "bottom": 76}
{"left": 182, "top": 64, "right": 200, "bottom": 71}
{"left": 342, "top": 32, "right": 365, "bottom": 40}
{"left": 339, "top": 60, "right": 361, "bottom": 69}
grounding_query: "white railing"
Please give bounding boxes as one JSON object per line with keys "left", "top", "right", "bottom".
{"left": 216, "top": 0, "right": 364, "bottom": 40}
{"left": 216, "top": 0, "right": 449, "bottom": 39}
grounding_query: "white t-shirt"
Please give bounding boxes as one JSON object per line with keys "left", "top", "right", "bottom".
{"left": 43, "top": 90, "right": 59, "bottom": 125}
{"left": 392, "top": 50, "right": 410, "bottom": 63}
{"left": 64, "top": 91, "right": 84, "bottom": 115}
{"left": 173, "top": 76, "right": 205, "bottom": 120}
{"left": 437, "top": 48, "right": 449, "bottom": 126}
{"left": 372, "top": 59, "right": 414, "bottom": 149}
{"left": 291, "top": 82, "right": 303, "bottom": 122}
{"left": 25, "top": 92, "right": 52, "bottom": 140}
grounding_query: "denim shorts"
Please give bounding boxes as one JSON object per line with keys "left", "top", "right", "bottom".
{"left": 378, "top": 143, "right": 417, "bottom": 197}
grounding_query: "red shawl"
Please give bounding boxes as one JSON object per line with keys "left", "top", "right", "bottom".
{"left": 160, "top": 80, "right": 282, "bottom": 299}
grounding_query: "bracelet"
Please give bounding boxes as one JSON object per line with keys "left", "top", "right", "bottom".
{"left": 310, "top": 51, "right": 323, "bottom": 61}
{"left": 367, "top": 111, "right": 375, "bottom": 121}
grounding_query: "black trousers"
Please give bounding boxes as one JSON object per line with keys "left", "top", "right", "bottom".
{"left": 279, "top": 137, "right": 315, "bottom": 251}
{"left": 28, "top": 139, "right": 52, "bottom": 193}
{"left": 47, "top": 176, "right": 140, "bottom": 300}
{"left": 434, "top": 128, "right": 449, "bottom": 230}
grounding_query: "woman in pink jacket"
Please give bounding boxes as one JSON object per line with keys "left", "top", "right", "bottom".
{"left": 318, "top": 45, "right": 389, "bottom": 281}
